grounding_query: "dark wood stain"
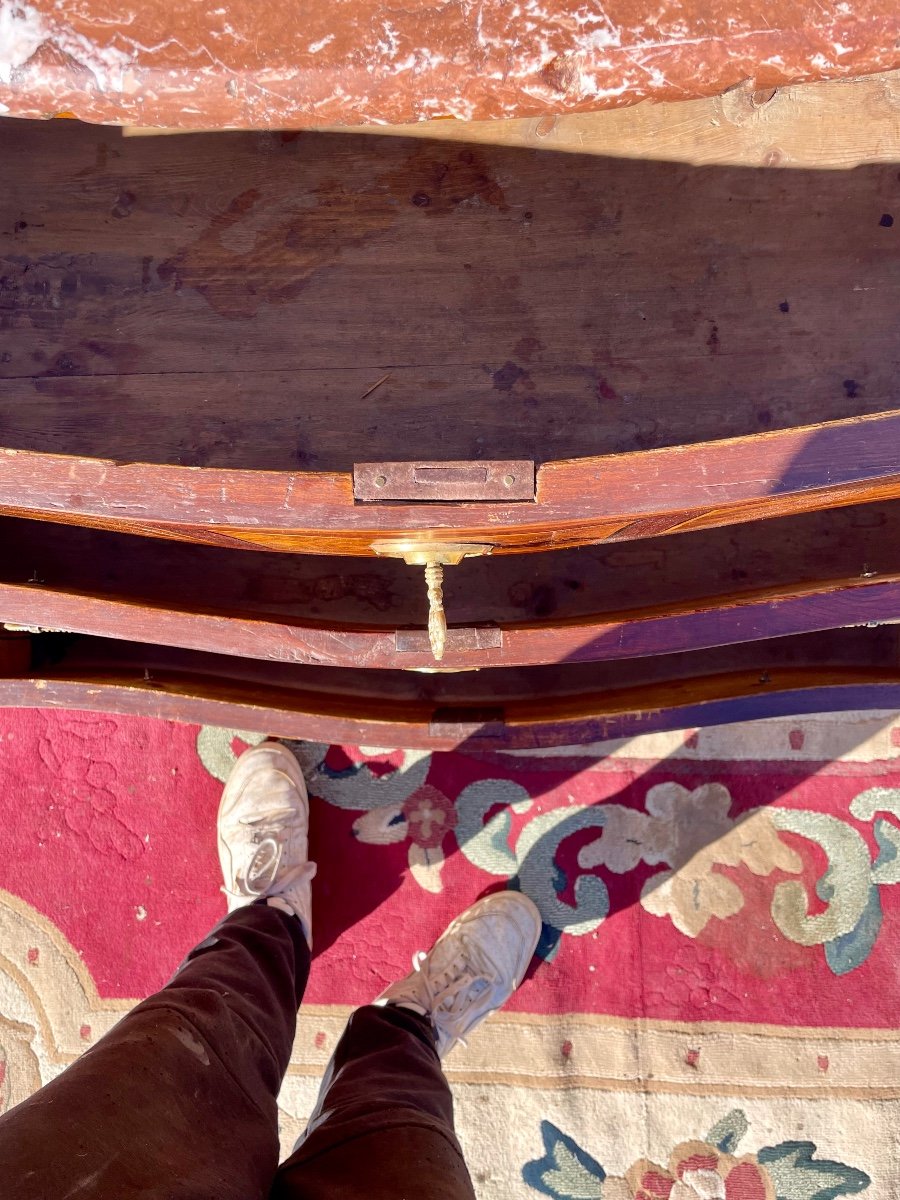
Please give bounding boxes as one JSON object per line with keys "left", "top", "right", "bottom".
{"left": 595, "top": 376, "right": 621, "bottom": 402}
{"left": 156, "top": 180, "right": 396, "bottom": 319}
{"left": 382, "top": 145, "right": 509, "bottom": 215}
{"left": 491, "top": 360, "right": 532, "bottom": 392}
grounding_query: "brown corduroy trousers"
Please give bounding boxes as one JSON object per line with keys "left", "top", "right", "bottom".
{"left": 0, "top": 904, "right": 477, "bottom": 1199}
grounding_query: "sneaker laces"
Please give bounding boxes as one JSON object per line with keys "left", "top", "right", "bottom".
{"left": 413, "top": 933, "right": 504, "bottom": 1048}
{"left": 222, "top": 796, "right": 306, "bottom": 902}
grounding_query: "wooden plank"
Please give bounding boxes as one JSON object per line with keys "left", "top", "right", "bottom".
{"left": 36, "top": 626, "right": 899, "bottom": 694}
{"left": 3, "top": 364, "right": 893, "bottom": 472}
{"left": 0, "top": 410, "right": 898, "bottom": 554}
{"left": 3, "top": 572, "right": 900, "bottom": 670}
{"left": 313, "top": 74, "right": 900, "bottom": 172}
{"left": 3, "top": 671, "right": 899, "bottom": 749}
{"left": 4, "top": 500, "right": 899, "bottom": 628}
{"left": 2, "top": 118, "right": 900, "bottom": 474}
{"left": 121, "top": 73, "right": 900, "bottom": 172}
{"left": 6, "top": 643, "right": 900, "bottom": 750}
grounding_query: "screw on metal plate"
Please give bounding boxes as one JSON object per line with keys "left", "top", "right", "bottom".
{"left": 371, "top": 540, "right": 493, "bottom": 662}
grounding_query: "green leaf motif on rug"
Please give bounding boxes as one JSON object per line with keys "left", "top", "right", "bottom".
{"left": 522, "top": 1121, "right": 605, "bottom": 1199}
{"left": 196, "top": 726, "right": 266, "bottom": 782}
{"left": 757, "top": 1141, "right": 871, "bottom": 1199}
{"left": 706, "top": 1108, "right": 749, "bottom": 1154}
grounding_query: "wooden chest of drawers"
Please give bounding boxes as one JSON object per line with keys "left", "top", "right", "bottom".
{"left": 3, "top": 117, "right": 900, "bottom": 748}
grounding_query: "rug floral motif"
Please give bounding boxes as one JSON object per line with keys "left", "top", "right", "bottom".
{"left": 525, "top": 1109, "right": 871, "bottom": 1200}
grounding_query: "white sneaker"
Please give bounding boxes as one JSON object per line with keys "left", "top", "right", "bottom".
{"left": 217, "top": 741, "right": 316, "bottom": 947}
{"left": 376, "top": 892, "right": 542, "bottom": 1057}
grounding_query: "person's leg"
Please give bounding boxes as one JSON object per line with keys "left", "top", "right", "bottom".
{"left": 274, "top": 891, "right": 542, "bottom": 1200}
{"left": 0, "top": 741, "right": 315, "bottom": 1200}
{"left": 0, "top": 903, "right": 309, "bottom": 1200}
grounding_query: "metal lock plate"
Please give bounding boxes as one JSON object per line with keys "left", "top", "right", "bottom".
{"left": 353, "top": 460, "right": 535, "bottom": 502}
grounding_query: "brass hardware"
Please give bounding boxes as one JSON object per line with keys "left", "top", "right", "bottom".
{"left": 355, "top": 460, "right": 535, "bottom": 502}
{"left": 371, "top": 540, "right": 493, "bottom": 662}
{"left": 408, "top": 666, "right": 478, "bottom": 674}
{"left": 424, "top": 562, "right": 445, "bottom": 662}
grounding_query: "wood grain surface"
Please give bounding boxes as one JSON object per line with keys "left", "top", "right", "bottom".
{"left": 5, "top": 629, "right": 900, "bottom": 749}
{"left": 0, "top": 408, "right": 898, "bottom": 554}
{"left": 5, "top": 503, "right": 898, "bottom": 627}
{"left": 2, "top": 571, "right": 900, "bottom": 670}
{"left": 303, "top": 74, "right": 900, "bottom": 172}
{"left": 2, "top": 118, "right": 898, "bottom": 469}
{"left": 4, "top": 116, "right": 900, "bottom": 727}
{"left": 1, "top": 503, "right": 897, "bottom": 668}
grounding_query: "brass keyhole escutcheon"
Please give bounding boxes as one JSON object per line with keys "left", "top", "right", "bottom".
{"left": 371, "top": 541, "right": 493, "bottom": 661}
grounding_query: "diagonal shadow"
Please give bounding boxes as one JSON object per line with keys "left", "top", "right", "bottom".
{"left": 285, "top": 709, "right": 896, "bottom": 969}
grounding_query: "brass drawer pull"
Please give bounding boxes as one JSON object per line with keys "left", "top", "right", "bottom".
{"left": 372, "top": 541, "right": 493, "bottom": 661}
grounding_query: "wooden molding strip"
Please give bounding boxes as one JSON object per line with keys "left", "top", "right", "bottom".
{"left": 2, "top": 409, "right": 899, "bottom": 555}
{"left": 4, "top": 664, "right": 900, "bottom": 750}
{"left": 2, "top": 573, "right": 900, "bottom": 671}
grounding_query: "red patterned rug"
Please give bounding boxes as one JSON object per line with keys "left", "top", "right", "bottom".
{"left": 1, "top": 708, "right": 897, "bottom": 1198}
